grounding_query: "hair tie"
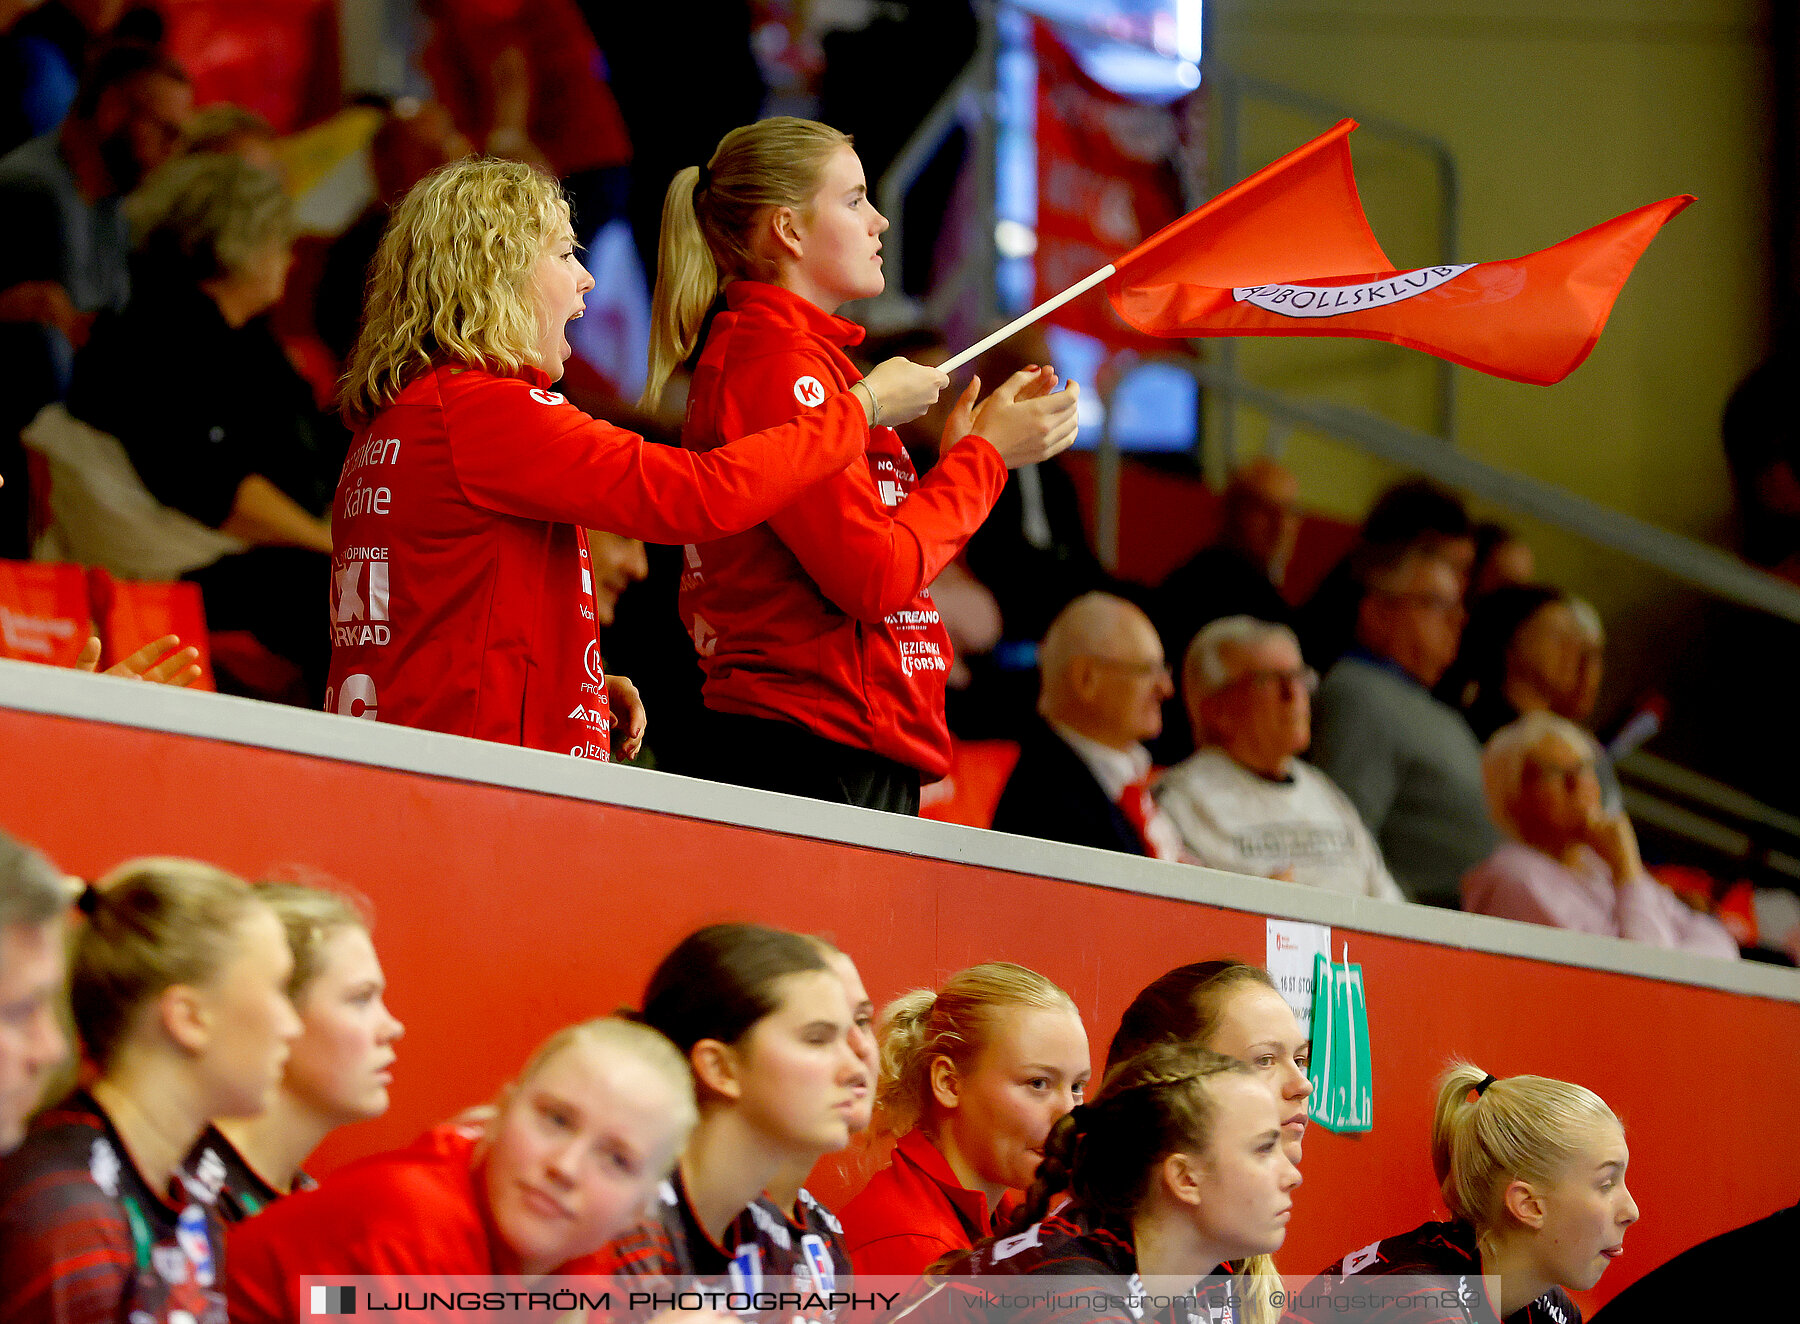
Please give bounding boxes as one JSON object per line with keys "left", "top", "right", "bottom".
{"left": 75, "top": 882, "right": 103, "bottom": 917}
{"left": 1474, "top": 1073, "right": 1497, "bottom": 1097}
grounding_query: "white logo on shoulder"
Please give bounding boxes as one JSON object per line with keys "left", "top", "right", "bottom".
{"left": 89, "top": 1138, "right": 121, "bottom": 1198}
{"left": 793, "top": 376, "right": 827, "bottom": 407}
{"left": 1342, "top": 1239, "right": 1382, "bottom": 1275}
{"left": 1234, "top": 264, "right": 1474, "bottom": 318}
{"left": 530, "top": 388, "right": 566, "bottom": 406}
{"left": 989, "top": 1225, "right": 1042, "bottom": 1263}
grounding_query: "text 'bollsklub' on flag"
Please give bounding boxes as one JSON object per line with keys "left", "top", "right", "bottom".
{"left": 1102, "top": 119, "right": 1693, "bottom": 385}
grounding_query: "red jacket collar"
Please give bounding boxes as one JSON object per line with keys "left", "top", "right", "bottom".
{"left": 724, "top": 280, "right": 866, "bottom": 351}
{"left": 895, "top": 1128, "right": 996, "bottom": 1237}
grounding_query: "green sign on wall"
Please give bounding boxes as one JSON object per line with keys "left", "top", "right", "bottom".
{"left": 1307, "top": 949, "right": 1372, "bottom": 1133}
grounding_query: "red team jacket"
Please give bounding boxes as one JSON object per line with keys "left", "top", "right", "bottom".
{"left": 838, "top": 1129, "right": 1015, "bottom": 1276}
{"left": 227, "top": 1123, "right": 613, "bottom": 1322}
{"left": 326, "top": 362, "right": 869, "bottom": 759}
{"left": 679, "top": 282, "right": 1008, "bottom": 780}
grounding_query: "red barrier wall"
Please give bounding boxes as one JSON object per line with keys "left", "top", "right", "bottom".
{"left": 2, "top": 686, "right": 1795, "bottom": 1310}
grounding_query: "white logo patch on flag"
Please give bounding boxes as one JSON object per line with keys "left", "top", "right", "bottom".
{"left": 793, "top": 376, "right": 826, "bottom": 407}
{"left": 1234, "top": 264, "right": 1474, "bottom": 318}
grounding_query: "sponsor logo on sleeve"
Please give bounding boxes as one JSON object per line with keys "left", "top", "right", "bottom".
{"left": 529, "top": 388, "right": 567, "bottom": 406}
{"left": 793, "top": 376, "right": 827, "bottom": 407}
{"left": 1342, "top": 1240, "right": 1382, "bottom": 1275}
{"left": 989, "top": 1226, "right": 1042, "bottom": 1263}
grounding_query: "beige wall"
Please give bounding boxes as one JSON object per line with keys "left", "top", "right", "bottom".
{"left": 1205, "top": 0, "right": 1774, "bottom": 683}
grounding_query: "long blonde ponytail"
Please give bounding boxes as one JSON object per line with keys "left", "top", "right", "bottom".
{"left": 641, "top": 166, "right": 720, "bottom": 410}
{"left": 640, "top": 116, "right": 852, "bottom": 411}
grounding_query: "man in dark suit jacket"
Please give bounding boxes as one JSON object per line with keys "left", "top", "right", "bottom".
{"left": 992, "top": 592, "right": 1183, "bottom": 859}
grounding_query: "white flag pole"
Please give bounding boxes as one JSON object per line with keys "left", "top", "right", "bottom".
{"left": 938, "top": 263, "right": 1117, "bottom": 374}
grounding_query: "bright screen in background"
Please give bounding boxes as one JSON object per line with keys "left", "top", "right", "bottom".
{"left": 997, "top": 2, "right": 1203, "bottom": 454}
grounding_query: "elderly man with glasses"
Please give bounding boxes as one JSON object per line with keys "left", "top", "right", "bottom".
{"left": 1155, "top": 616, "right": 1403, "bottom": 899}
{"left": 1309, "top": 543, "right": 1496, "bottom": 905}
{"left": 993, "top": 591, "right": 1188, "bottom": 860}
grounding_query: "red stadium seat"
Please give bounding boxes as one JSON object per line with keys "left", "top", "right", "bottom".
{"left": 919, "top": 738, "right": 1023, "bottom": 828}
{"left": 0, "top": 561, "right": 90, "bottom": 667}
{"left": 85, "top": 569, "right": 218, "bottom": 692}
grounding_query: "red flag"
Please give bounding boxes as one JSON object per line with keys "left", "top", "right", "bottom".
{"left": 1103, "top": 123, "right": 1693, "bottom": 385}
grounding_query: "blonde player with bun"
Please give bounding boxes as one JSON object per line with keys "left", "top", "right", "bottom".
{"left": 189, "top": 882, "right": 405, "bottom": 1220}
{"left": 839, "top": 961, "right": 1090, "bottom": 1273}
{"left": 899, "top": 1042, "right": 1301, "bottom": 1324}
{"left": 227, "top": 1018, "right": 698, "bottom": 1319}
{"left": 1312, "top": 1062, "right": 1639, "bottom": 1322}
{"left": 647, "top": 117, "right": 1080, "bottom": 811}
{"left": 0, "top": 859, "right": 301, "bottom": 1322}
{"left": 328, "top": 155, "right": 950, "bottom": 761}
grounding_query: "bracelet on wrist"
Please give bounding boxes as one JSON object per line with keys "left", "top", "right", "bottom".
{"left": 857, "top": 379, "right": 881, "bottom": 427}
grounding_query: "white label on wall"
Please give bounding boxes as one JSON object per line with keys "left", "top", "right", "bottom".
{"left": 1267, "top": 919, "right": 1332, "bottom": 1036}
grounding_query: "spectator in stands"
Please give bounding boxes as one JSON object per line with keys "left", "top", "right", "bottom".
{"left": 1149, "top": 458, "right": 1301, "bottom": 759}
{"left": 597, "top": 924, "right": 866, "bottom": 1286}
{"left": 1722, "top": 338, "right": 1800, "bottom": 577}
{"left": 1444, "top": 587, "right": 1622, "bottom": 813}
{"left": 1298, "top": 476, "right": 1474, "bottom": 670}
{"left": 1467, "top": 519, "right": 1536, "bottom": 600}
{"left": 1312, "top": 1063, "right": 1637, "bottom": 1322}
{"left": 63, "top": 151, "right": 339, "bottom": 700}
{"left": 1309, "top": 544, "right": 1496, "bottom": 905}
{"left": 0, "top": 2, "right": 161, "bottom": 159}
{"left": 1156, "top": 617, "right": 1403, "bottom": 900}
{"left": 916, "top": 1042, "right": 1299, "bottom": 1324}
{"left": 840, "top": 962, "right": 1089, "bottom": 1275}
{"left": 331, "top": 156, "right": 949, "bottom": 761}
{"left": 0, "top": 858, "right": 300, "bottom": 1321}
{"left": 0, "top": 831, "right": 68, "bottom": 1154}
{"left": 648, "top": 117, "right": 1078, "bottom": 812}
{"left": 313, "top": 96, "right": 471, "bottom": 365}
{"left": 190, "top": 882, "right": 404, "bottom": 1221}
{"left": 0, "top": 41, "right": 189, "bottom": 552}
{"left": 177, "top": 102, "right": 279, "bottom": 173}
{"left": 1464, "top": 712, "right": 1740, "bottom": 958}
{"left": 992, "top": 592, "right": 1187, "bottom": 859}
{"left": 227, "top": 1018, "right": 697, "bottom": 1317}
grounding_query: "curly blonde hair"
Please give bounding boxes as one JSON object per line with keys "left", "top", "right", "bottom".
{"left": 340, "top": 156, "right": 567, "bottom": 425}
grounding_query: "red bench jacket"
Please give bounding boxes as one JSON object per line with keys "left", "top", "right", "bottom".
{"left": 325, "top": 361, "right": 868, "bottom": 759}
{"left": 679, "top": 282, "right": 1007, "bottom": 779}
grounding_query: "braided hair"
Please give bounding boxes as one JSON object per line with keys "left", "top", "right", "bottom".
{"left": 1018, "top": 1040, "right": 1250, "bottom": 1229}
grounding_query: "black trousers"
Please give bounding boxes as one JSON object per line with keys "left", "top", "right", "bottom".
{"left": 694, "top": 708, "right": 922, "bottom": 816}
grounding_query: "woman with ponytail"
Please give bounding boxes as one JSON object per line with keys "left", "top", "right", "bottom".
{"left": 597, "top": 924, "right": 870, "bottom": 1289}
{"left": 646, "top": 117, "right": 1082, "bottom": 812}
{"left": 189, "top": 883, "right": 404, "bottom": 1221}
{"left": 0, "top": 859, "right": 300, "bottom": 1324}
{"left": 839, "top": 963, "right": 1090, "bottom": 1275}
{"left": 1310, "top": 1063, "right": 1638, "bottom": 1323}
{"left": 903, "top": 1042, "right": 1300, "bottom": 1324}
{"left": 328, "top": 156, "right": 950, "bottom": 761}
